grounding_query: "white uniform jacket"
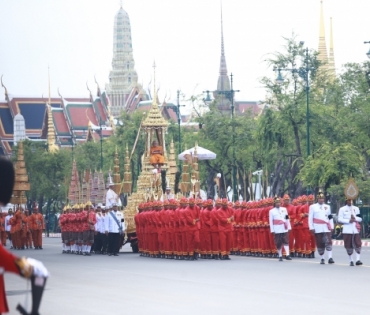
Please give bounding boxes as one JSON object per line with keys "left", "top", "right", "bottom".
{"left": 105, "top": 211, "right": 125, "bottom": 233}
{"left": 5, "top": 215, "right": 12, "bottom": 232}
{"left": 308, "top": 203, "right": 333, "bottom": 233}
{"left": 95, "top": 213, "right": 104, "bottom": 233}
{"left": 338, "top": 205, "right": 362, "bottom": 234}
{"left": 269, "top": 207, "right": 291, "bottom": 234}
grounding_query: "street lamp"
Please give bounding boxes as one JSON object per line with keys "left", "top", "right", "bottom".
{"left": 274, "top": 44, "right": 314, "bottom": 194}
{"left": 364, "top": 41, "right": 370, "bottom": 59}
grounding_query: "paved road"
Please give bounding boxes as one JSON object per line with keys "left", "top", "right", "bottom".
{"left": 4, "top": 238, "right": 370, "bottom": 315}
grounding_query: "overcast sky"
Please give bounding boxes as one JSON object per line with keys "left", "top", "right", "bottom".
{"left": 1, "top": 0, "right": 369, "bottom": 108}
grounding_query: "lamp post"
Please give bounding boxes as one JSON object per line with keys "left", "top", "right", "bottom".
{"left": 275, "top": 45, "right": 314, "bottom": 193}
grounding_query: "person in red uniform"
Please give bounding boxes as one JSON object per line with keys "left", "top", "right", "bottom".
{"left": 210, "top": 199, "right": 221, "bottom": 259}
{"left": 216, "top": 198, "right": 234, "bottom": 260}
{"left": 307, "top": 194, "right": 316, "bottom": 258}
{"left": 201, "top": 200, "right": 213, "bottom": 259}
{"left": 183, "top": 198, "right": 199, "bottom": 260}
{"left": 295, "top": 196, "right": 305, "bottom": 257}
{"left": 299, "top": 195, "right": 312, "bottom": 258}
{"left": 233, "top": 201, "right": 241, "bottom": 255}
{"left": 161, "top": 201, "right": 170, "bottom": 258}
{"left": 157, "top": 201, "right": 166, "bottom": 258}
{"left": 177, "top": 198, "right": 188, "bottom": 259}
{"left": 30, "top": 205, "right": 44, "bottom": 250}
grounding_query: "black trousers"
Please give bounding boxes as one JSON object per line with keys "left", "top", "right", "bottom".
{"left": 93, "top": 233, "right": 100, "bottom": 252}
{"left": 101, "top": 234, "right": 108, "bottom": 253}
{"left": 108, "top": 233, "right": 120, "bottom": 254}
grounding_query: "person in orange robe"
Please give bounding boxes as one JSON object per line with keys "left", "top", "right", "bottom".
{"left": 30, "top": 206, "right": 45, "bottom": 250}
{"left": 149, "top": 140, "right": 165, "bottom": 166}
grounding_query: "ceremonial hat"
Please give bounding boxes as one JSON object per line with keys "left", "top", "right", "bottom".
{"left": 204, "top": 199, "right": 213, "bottom": 207}
{"left": 274, "top": 196, "right": 281, "bottom": 204}
{"left": 241, "top": 201, "right": 248, "bottom": 208}
{"left": 163, "top": 200, "right": 170, "bottom": 207}
{"left": 215, "top": 198, "right": 222, "bottom": 205}
{"left": 235, "top": 201, "right": 241, "bottom": 207}
{"left": 283, "top": 194, "right": 290, "bottom": 200}
{"left": 196, "top": 199, "right": 203, "bottom": 205}
{"left": 112, "top": 203, "right": 118, "bottom": 206}
{"left": 188, "top": 198, "right": 195, "bottom": 205}
{"left": 179, "top": 198, "right": 188, "bottom": 205}
{"left": 97, "top": 203, "right": 103, "bottom": 208}
{"left": 307, "top": 194, "right": 315, "bottom": 201}
{"left": 300, "top": 195, "right": 307, "bottom": 201}
{"left": 221, "top": 198, "right": 228, "bottom": 206}
{"left": 317, "top": 190, "right": 325, "bottom": 199}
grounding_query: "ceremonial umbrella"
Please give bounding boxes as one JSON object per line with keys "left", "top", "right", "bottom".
{"left": 178, "top": 146, "right": 217, "bottom": 161}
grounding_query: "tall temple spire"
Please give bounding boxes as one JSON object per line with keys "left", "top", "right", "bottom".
{"left": 47, "top": 68, "right": 59, "bottom": 153}
{"left": 217, "top": 2, "right": 230, "bottom": 91}
{"left": 328, "top": 17, "right": 336, "bottom": 77}
{"left": 213, "top": 1, "right": 231, "bottom": 115}
{"left": 106, "top": 4, "right": 138, "bottom": 116}
{"left": 318, "top": 0, "right": 328, "bottom": 69}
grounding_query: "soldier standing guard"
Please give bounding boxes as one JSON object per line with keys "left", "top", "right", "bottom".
{"left": 269, "top": 196, "right": 292, "bottom": 261}
{"left": 308, "top": 190, "right": 334, "bottom": 265}
{"left": 30, "top": 205, "right": 44, "bottom": 250}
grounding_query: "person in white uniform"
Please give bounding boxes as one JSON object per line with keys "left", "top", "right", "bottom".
{"left": 269, "top": 196, "right": 292, "bottom": 261}
{"left": 338, "top": 198, "right": 363, "bottom": 266}
{"left": 308, "top": 191, "right": 334, "bottom": 265}
{"left": 105, "top": 203, "right": 124, "bottom": 256}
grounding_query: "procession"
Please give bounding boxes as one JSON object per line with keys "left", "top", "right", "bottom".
{"left": 2, "top": 0, "right": 370, "bottom": 314}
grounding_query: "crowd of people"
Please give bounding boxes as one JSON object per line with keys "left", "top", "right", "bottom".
{"left": 0, "top": 206, "right": 45, "bottom": 250}
{"left": 134, "top": 192, "right": 364, "bottom": 265}
{"left": 59, "top": 201, "right": 124, "bottom": 256}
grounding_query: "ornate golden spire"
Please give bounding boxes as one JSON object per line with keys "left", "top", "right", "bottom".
{"left": 142, "top": 62, "right": 168, "bottom": 128}
{"left": 11, "top": 141, "right": 30, "bottom": 205}
{"left": 121, "top": 143, "right": 132, "bottom": 193}
{"left": 328, "top": 17, "right": 336, "bottom": 78}
{"left": 113, "top": 146, "right": 121, "bottom": 195}
{"left": 47, "top": 104, "right": 59, "bottom": 153}
{"left": 168, "top": 139, "right": 177, "bottom": 175}
{"left": 318, "top": 0, "right": 328, "bottom": 69}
